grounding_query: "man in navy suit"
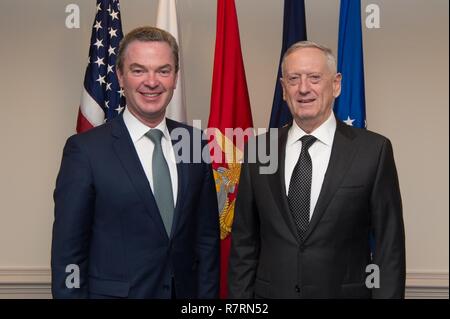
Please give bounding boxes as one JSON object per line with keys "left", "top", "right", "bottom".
{"left": 51, "top": 26, "right": 220, "bottom": 298}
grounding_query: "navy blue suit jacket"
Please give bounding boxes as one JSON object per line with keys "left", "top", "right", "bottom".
{"left": 51, "top": 115, "right": 220, "bottom": 298}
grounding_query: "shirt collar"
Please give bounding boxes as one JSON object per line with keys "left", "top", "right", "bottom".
{"left": 287, "top": 112, "right": 337, "bottom": 147}
{"left": 123, "top": 107, "right": 170, "bottom": 143}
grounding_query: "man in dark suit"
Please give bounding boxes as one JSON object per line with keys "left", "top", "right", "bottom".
{"left": 51, "top": 27, "right": 220, "bottom": 298}
{"left": 228, "top": 41, "right": 405, "bottom": 298}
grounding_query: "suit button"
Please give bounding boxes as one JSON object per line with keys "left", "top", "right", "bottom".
{"left": 295, "top": 285, "right": 300, "bottom": 293}
{"left": 299, "top": 245, "right": 305, "bottom": 252}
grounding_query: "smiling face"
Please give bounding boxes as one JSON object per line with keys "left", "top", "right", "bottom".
{"left": 117, "top": 40, "right": 178, "bottom": 127}
{"left": 281, "top": 47, "right": 342, "bottom": 133}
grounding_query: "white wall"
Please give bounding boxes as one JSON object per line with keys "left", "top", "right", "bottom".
{"left": 0, "top": 0, "right": 448, "bottom": 296}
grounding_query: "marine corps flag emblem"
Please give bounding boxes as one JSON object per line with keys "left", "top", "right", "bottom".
{"left": 207, "top": 0, "right": 253, "bottom": 299}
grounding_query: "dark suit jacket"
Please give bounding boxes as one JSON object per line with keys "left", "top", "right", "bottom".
{"left": 229, "top": 120, "right": 405, "bottom": 299}
{"left": 51, "top": 115, "right": 220, "bottom": 299}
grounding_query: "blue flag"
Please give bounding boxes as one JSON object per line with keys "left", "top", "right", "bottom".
{"left": 269, "top": 0, "right": 307, "bottom": 128}
{"left": 334, "top": 0, "right": 366, "bottom": 129}
{"left": 335, "top": 0, "right": 374, "bottom": 255}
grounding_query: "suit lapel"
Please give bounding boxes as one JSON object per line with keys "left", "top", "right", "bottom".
{"left": 111, "top": 115, "right": 168, "bottom": 240}
{"left": 267, "top": 125, "right": 301, "bottom": 242}
{"left": 166, "top": 119, "right": 190, "bottom": 238}
{"left": 303, "top": 121, "right": 358, "bottom": 242}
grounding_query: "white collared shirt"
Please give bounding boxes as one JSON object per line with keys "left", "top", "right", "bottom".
{"left": 123, "top": 108, "right": 178, "bottom": 204}
{"left": 285, "top": 113, "right": 336, "bottom": 220}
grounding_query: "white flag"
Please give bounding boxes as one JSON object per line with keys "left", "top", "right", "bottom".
{"left": 156, "top": 0, "right": 187, "bottom": 123}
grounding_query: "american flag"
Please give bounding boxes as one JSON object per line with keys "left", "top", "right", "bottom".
{"left": 76, "top": 0, "right": 126, "bottom": 133}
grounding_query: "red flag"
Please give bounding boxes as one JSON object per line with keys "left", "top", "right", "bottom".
{"left": 207, "top": 0, "right": 253, "bottom": 299}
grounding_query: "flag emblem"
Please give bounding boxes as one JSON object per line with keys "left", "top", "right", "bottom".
{"left": 211, "top": 130, "right": 244, "bottom": 240}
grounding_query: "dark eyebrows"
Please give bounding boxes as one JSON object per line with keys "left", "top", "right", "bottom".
{"left": 127, "top": 63, "right": 173, "bottom": 71}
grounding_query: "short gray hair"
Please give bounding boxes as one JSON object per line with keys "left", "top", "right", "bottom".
{"left": 281, "top": 41, "right": 337, "bottom": 76}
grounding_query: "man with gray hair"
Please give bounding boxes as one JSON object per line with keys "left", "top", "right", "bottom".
{"left": 228, "top": 41, "right": 405, "bottom": 298}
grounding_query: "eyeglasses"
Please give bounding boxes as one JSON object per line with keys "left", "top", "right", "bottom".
{"left": 283, "top": 73, "right": 323, "bottom": 86}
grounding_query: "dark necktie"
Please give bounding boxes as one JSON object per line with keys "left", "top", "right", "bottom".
{"left": 146, "top": 129, "right": 174, "bottom": 236}
{"left": 288, "top": 135, "right": 317, "bottom": 241}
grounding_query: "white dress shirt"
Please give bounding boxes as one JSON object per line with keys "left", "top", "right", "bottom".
{"left": 285, "top": 113, "right": 336, "bottom": 220}
{"left": 123, "top": 108, "right": 178, "bottom": 204}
